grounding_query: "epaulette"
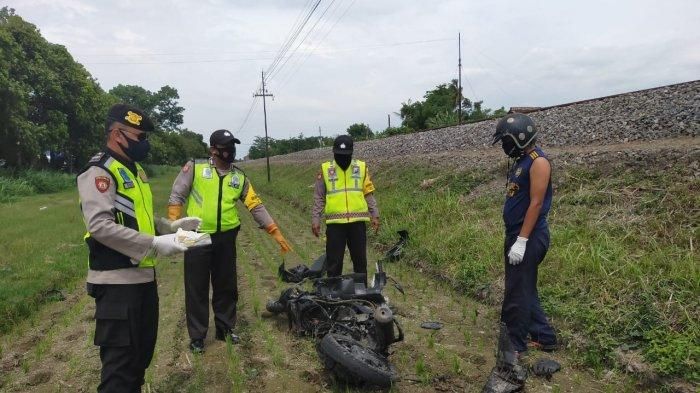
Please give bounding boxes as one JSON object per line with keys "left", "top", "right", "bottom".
{"left": 88, "top": 152, "right": 106, "bottom": 163}
{"left": 529, "top": 151, "right": 540, "bottom": 160}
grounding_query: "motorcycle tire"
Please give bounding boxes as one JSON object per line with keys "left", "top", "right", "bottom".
{"left": 318, "top": 333, "right": 397, "bottom": 388}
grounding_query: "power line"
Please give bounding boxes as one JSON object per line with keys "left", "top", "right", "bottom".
{"left": 236, "top": 95, "right": 259, "bottom": 134}
{"left": 266, "top": 0, "right": 322, "bottom": 80}
{"left": 273, "top": 0, "right": 352, "bottom": 88}
{"left": 266, "top": 0, "right": 341, "bottom": 83}
{"left": 81, "top": 38, "right": 454, "bottom": 66}
{"left": 265, "top": 0, "right": 319, "bottom": 77}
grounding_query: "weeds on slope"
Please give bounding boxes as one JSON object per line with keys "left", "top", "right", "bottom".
{"left": 241, "top": 157, "right": 699, "bottom": 384}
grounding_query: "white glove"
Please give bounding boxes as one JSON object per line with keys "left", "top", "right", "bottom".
{"left": 507, "top": 236, "right": 528, "bottom": 265}
{"left": 170, "top": 216, "right": 202, "bottom": 232}
{"left": 152, "top": 234, "right": 187, "bottom": 257}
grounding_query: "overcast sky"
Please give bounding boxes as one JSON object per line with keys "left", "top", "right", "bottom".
{"left": 9, "top": 0, "right": 700, "bottom": 156}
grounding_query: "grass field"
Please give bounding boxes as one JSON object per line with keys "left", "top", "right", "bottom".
{"left": 0, "top": 166, "right": 179, "bottom": 338}
{"left": 0, "top": 144, "right": 696, "bottom": 391}
{"left": 241, "top": 150, "right": 699, "bottom": 384}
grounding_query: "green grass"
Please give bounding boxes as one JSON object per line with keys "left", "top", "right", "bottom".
{"left": 0, "top": 169, "right": 76, "bottom": 203}
{"left": 240, "top": 158, "right": 699, "bottom": 383}
{"left": 0, "top": 166, "right": 179, "bottom": 337}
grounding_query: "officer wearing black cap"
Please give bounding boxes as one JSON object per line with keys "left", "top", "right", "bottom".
{"left": 77, "top": 103, "right": 194, "bottom": 392}
{"left": 311, "top": 135, "right": 380, "bottom": 280}
{"left": 167, "top": 129, "right": 292, "bottom": 353}
{"left": 491, "top": 113, "right": 558, "bottom": 356}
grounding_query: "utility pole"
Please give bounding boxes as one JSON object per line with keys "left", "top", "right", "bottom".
{"left": 458, "top": 32, "right": 463, "bottom": 125}
{"left": 318, "top": 126, "right": 323, "bottom": 148}
{"left": 254, "top": 70, "right": 274, "bottom": 182}
{"left": 387, "top": 114, "right": 391, "bottom": 129}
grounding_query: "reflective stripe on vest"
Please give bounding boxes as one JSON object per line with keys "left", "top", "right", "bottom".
{"left": 82, "top": 154, "right": 156, "bottom": 270}
{"left": 186, "top": 160, "right": 244, "bottom": 233}
{"left": 322, "top": 159, "right": 370, "bottom": 224}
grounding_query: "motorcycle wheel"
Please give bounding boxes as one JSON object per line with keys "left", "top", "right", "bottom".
{"left": 318, "top": 333, "right": 397, "bottom": 388}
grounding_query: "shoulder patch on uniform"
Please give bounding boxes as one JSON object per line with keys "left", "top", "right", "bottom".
{"left": 95, "top": 176, "right": 110, "bottom": 193}
{"left": 529, "top": 151, "right": 539, "bottom": 160}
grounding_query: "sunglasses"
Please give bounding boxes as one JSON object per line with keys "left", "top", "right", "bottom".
{"left": 116, "top": 127, "right": 148, "bottom": 141}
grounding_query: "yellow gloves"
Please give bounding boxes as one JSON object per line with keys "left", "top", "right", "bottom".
{"left": 167, "top": 204, "right": 183, "bottom": 221}
{"left": 266, "top": 223, "right": 291, "bottom": 254}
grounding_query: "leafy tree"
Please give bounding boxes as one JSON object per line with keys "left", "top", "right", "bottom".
{"left": 0, "top": 7, "right": 109, "bottom": 168}
{"left": 247, "top": 134, "right": 334, "bottom": 159}
{"left": 346, "top": 123, "right": 373, "bottom": 140}
{"left": 109, "top": 84, "right": 184, "bottom": 131}
{"left": 376, "top": 126, "right": 413, "bottom": 138}
{"left": 398, "top": 79, "right": 504, "bottom": 130}
{"left": 426, "top": 110, "right": 458, "bottom": 129}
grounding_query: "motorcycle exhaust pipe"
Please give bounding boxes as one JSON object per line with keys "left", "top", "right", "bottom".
{"left": 374, "top": 304, "right": 395, "bottom": 345}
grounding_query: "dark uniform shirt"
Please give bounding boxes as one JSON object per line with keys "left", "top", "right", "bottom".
{"left": 503, "top": 147, "right": 552, "bottom": 235}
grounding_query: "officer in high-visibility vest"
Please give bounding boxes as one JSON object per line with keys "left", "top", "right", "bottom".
{"left": 77, "top": 104, "right": 199, "bottom": 392}
{"left": 491, "top": 113, "right": 558, "bottom": 356}
{"left": 311, "top": 135, "right": 380, "bottom": 280}
{"left": 168, "top": 129, "right": 292, "bottom": 354}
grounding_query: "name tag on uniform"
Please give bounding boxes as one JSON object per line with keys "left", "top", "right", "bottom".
{"left": 202, "top": 167, "right": 212, "bottom": 179}
{"left": 118, "top": 168, "right": 134, "bottom": 189}
{"left": 230, "top": 175, "right": 240, "bottom": 189}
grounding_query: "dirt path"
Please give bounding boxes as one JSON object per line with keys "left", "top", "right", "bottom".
{"left": 0, "top": 181, "right": 640, "bottom": 392}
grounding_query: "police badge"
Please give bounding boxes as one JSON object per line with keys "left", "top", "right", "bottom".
{"left": 118, "top": 168, "right": 134, "bottom": 189}
{"left": 230, "top": 175, "right": 240, "bottom": 189}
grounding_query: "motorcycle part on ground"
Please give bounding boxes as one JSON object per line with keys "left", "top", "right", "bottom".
{"left": 531, "top": 358, "right": 561, "bottom": 380}
{"left": 420, "top": 321, "right": 443, "bottom": 330}
{"left": 384, "top": 230, "right": 409, "bottom": 262}
{"left": 482, "top": 323, "right": 528, "bottom": 393}
{"left": 317, "top": 333, "right": 397, "bottom": 388}
{"left": 278, "top": 253, "right": 327, "bottom": 283}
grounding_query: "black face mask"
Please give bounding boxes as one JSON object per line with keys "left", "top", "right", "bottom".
{"left": 119, "top": 131, "right": 150, "bottom": 162}
{"left": 334, "top": 153, "right": 352, "bottom": 170}
{"left": 501, "top": 137, "right": 522, "bottom": 158}
{"left": 215, "top": 146, "right": 236, "bottom": 163}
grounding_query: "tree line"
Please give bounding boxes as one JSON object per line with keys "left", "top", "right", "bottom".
{"left": 0, "top": 7, "right": 207, "bottom": 171}
{"left": 248, "top": 80, "right": 506, "bottom": 159}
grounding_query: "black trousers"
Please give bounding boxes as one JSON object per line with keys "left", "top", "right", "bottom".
{"left": 501, "top": 228, "right": 557, "bottom": 352}
{"left": 184, "top": 228, "right": 239, "bottom": 340}
{"left": 325, "top": 222, "right": 368, "bottom": 277}
{"left": 87, "top": 281, "right": 158, "bottom": 393}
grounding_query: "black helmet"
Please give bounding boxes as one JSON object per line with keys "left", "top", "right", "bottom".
{"left": 491, "top": 114, "right": 538, "bottom": 157}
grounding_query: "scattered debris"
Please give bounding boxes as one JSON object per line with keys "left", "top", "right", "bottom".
{"left": 531, "top": 358, "right": 561, "bottom": 380}
{"left": 420, "top": 321, "right": 443, "bottom": 330}
{"left": 420, "top": 178, "right": 437, "bottom": 189}
{"left": 383, "top": 230, "right": 409, "bottom": 262}
{"left": 481, "top": 323, "right": 528, "bottom": 393}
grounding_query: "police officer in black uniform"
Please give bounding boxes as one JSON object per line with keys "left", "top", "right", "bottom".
{"left": 78, "top": 104, "right": 196, "bottom": 392}
{"left": 491, "top": 113, "right": 558, "bottom": 355}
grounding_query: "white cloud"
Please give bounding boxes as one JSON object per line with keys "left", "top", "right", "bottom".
{"left": 7, "top": 0, "right": 700, "bottom": 156}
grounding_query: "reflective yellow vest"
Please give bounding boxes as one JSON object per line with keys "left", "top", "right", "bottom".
{"left": 186, "top": 159, "right": 245, "bottom": 233}
{"left": 322, "top": 159, "right": 370, "bottom": 224}
{"left": 82, "top": 152, "right": 156, "bottom": 270}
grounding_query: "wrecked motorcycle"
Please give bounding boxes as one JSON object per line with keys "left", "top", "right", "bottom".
{"left": 267, "top": 259, "right": 404, "bottom": 388}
